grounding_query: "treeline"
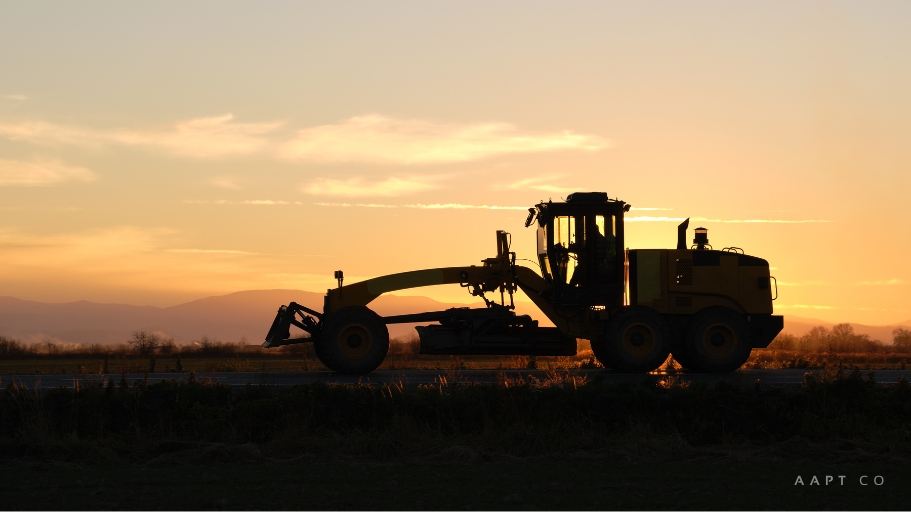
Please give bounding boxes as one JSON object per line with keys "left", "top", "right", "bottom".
{"left": 0, "top": 330, "right": 423, "bottom": 360}
{"left": 0, "top": 331, "right": 300, "bottom": 359}
{"left": 769, "top": 324, "right": 911, "bottom": 353}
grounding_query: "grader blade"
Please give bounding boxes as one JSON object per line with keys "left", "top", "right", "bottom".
{"left": 262, "top": 302, "right": 322, "bottom": 348}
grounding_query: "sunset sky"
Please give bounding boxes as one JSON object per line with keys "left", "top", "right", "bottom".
{"left": 1, "top": 1, "right": 909, "bottom": 326}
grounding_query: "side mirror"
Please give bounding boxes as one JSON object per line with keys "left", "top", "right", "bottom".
{"left": 524, "top": 208, "right": 537, "bottom": 228}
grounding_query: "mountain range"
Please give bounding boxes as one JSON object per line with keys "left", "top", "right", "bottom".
{"left": 0, "top": 291, "right": 908, "bottom": 346}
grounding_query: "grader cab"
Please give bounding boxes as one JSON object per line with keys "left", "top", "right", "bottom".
{"left": 264, "top": 192, "right": 782, "bottom": 374}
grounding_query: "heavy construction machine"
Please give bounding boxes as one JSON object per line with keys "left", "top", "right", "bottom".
{"left": 264, "top": 192, "right": 783, "bottom": 374}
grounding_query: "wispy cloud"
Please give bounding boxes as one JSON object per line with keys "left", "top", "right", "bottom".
{"left": 0, "top": 114, "right": 282, "bottom": 159}
{"left": 773, "top": 279, "right": 906, "bottom": 287}
{"left": 242, "top": 200, "right": 290, "bottom": 205}
{"left": 500, "top": 175, "right": 577, "bottom": 193}
{"left": 776, "top": 304, "right": 837, "bottom": 310}
{"left": 115, "top": 115, "right": 281, "bottom": 158}
{"left": 629, "top": 207, "right": 673, "bottom": 211}
{"left": 314, "top": 202, "right": 398, "bottom": 208}
{"left": 406, "top": 203, "right": 528, "bottom": 210}
{"left": 624, "top": 216, "right": 832, "bottom": 223}
{"left": 314, "top": 202, "right": 528, "bottom": 210}
{"left": 0, "top": 159, "right": 97, "bottom": 186}
{"left": 0, "top": 226, "right": 346, "bottom": 298}
{"left": 4, "top": 94, "right": 27, "bottom": 101}
{"left": 167, "top": 249, "right": 259, "bottom": 255}
{"left": 777, "top": 304, "right": 908, "bottom": 314}
{"left": 303, "top": 176, "right": 442, "bottom": 197}
{"left": 211, "top": 176, "right": 243, "bottom": 190}
{"left": 280, "top": 115, "right": 607, "bottom": 164}
{"left": 182, "top": 199, "right": 297, "bottom": 205}
{"left": 855, "top": 279, "right": 906, "bottom": 286}
{"left": 1, "top": 113, "right": 605, "bottom": 164}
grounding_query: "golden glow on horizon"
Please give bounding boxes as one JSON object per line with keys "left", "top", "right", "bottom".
{"left": 1, "top": 2, "right": 909, "bottom": 325}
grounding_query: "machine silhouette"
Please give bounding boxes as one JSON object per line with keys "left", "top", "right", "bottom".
{"left": 265, "top": 192, "right": 782, "bottom": 373}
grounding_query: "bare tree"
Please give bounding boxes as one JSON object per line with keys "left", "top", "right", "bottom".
{"left": 769, "top": 333, "right": 797, "bottom": 351}
{"left": 128, "top": 330, "right": 161, "bottom": 356}
{"left": 43, "top": 337, "right": 59, "bottom": 355}
{"left": 894, "top": 328, "right": 911, "bottom": 351}
{"left": 158, "top": 338, "right": 177, "bottom": 355}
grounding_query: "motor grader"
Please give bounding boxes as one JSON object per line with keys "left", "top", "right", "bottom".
{"left": 264, "top": 192, "right": 783, "bottom": 374}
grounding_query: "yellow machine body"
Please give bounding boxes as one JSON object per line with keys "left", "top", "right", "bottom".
{"left": 264, "top": 192, "right": 783, "bottom": 374}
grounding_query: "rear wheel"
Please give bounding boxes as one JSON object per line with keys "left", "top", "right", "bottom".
{"left": 315, "top": 306, "right": 389, "bottom": 374}
{"left": 685, "top": 307, "right": 752, "bottom": 373}
{"left": 594, "top": 307, "right": 670, "bottom": 372}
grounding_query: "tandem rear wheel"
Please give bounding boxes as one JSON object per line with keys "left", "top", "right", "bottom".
{"left": 683, "top": 306, "right": 752, "bottom": 373}
{"left": 315, "top": 306, "right": 389, "bottom": 374}
{"left": 592, "top": 307, "right": 670, "bottom": 373}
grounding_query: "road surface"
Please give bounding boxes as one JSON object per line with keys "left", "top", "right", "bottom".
{"left": 2, "top": 368, "right": 908, "bottom": 390}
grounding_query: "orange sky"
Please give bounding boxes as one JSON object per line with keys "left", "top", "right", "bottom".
{"left": 1, "top": 2, "right": 909, "bottom": 325}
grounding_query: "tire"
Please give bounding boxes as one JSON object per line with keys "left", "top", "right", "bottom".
{"left": 594, "top": 307, "right": 670, "bottom": 373}
{"left": 315, "top": 306, "right": 389, "bottom": 374}
{"left": 685, "top": 307, "right": 752, "bottom": 373}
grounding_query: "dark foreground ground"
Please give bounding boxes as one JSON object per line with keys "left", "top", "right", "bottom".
{"left": 2, "top": 367, "right": 910, "bottom": 510}
{"left": 2, "top": 443, "right": 909, "bottom": 510}
{"left": 5, "top": 368, "right": 911, "bottom": 390}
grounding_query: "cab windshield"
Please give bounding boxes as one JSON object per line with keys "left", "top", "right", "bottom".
{"left": 542, "top": 214, "right": 616, "bottom": 289}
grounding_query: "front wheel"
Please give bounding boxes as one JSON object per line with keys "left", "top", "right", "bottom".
{"left": 684, "top": 307, "right": 752, "bottom": 373}
{"left": 315, "top": 306, "right": 389, "bottom": 374}
{"left": 593, "top": 307, "right": 670, "bottom": 373}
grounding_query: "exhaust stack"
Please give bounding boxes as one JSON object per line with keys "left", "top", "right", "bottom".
{"left": 677, "top": 218, "right": 690, "bottom": 250}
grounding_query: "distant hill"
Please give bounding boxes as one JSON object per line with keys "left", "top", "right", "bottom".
{"left": 0, "top": 291, "right": 487, "bottom": 346}
{"left": 1, "top": 291, "right": 907, "bottom": 346}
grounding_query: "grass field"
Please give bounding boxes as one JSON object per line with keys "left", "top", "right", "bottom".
{"left": 1, "top": 366, "right": 910, "bottom": 510}
{"left": 2, "top": 331, "right": 910, "bottom": 510}
{"left": 1, "top": 348, "right": 908, "bottom": 377}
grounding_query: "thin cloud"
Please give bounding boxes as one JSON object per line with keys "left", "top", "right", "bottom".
{"left": 211, "top": 176, "right": 243, "bottom": 190}
{"left": 624, "top": 216, "right": 688, "bottom": 222}
{"left": 4, "top": 94, "right": 27, "bottom": 101}
{"left": 624, "top": 216, "right": 832, "bottom": 223}
{"left": 405, "top": 203, "right": 527, "bottom": 210}
{"left": 167, "top": 249, "right": 259, "bottom": 255}
{"left": 0, "top": 114, "right": 281, "bottom": 159}
{"left": 777, "top": 279, "right": 906, "bottom": 287}
{"left": 182, "top": 199, "right": 298, "bottom": 205}
{"left": 115, "top": 115, "right": 281, "bottom": 158}
{"left": 629, "top": 207, "right": 673, "bottom": 211}
{"left": 242, "top": 200, "right": 290, "bottom": 205}
{"left": 314, "top": 202, "right": 527, "bottom": 210}
{"left": 0, "top": 226, "right": 347, "bottom": 297}
{"left": 2, "top": 113, "right": 604, "bottom": 164}
{"left": 0, "top": 159, "right": 97, "bottom": 186}
{"left": 304, "top": 176, "right": 442, "bottom": 197}
{"left": 775, "top": 304, "right": 837, "bottom": 310}
{"left": 314, "top": 202, "right": 398, "bottom": 208}
{"left": 280, "top": 115, "right": 607, "bottom": 164}
{"left": 183, "top": 199, "right": 233, "bottom": 205}
{"left": 500, "top": 175, "right": 577, "bottom": 193}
